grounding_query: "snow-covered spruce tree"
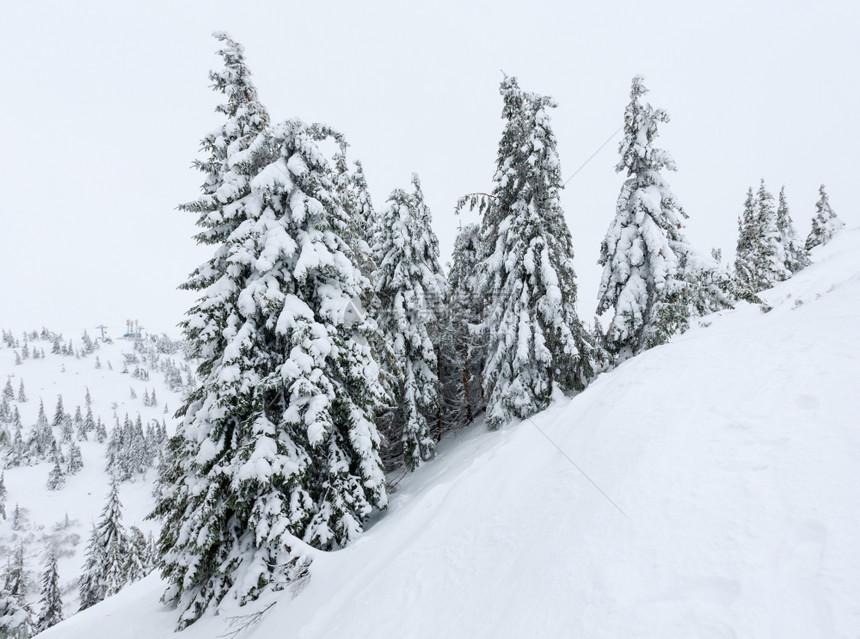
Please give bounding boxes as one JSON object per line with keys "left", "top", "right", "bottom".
{"left": 806, "top": 184, "right": 844, "bottom": 250}
{"left": 51, "top": 395, "right": 67, "bottom": 430}
{"left": 34, "top": 550, "right": 62, "bottom": 633}
{"left": 46, "top": 453, "right": 65, "bottom": 490}
{"left": 126, "top": 526, "right": 152, "bottom": 583}
{"left": 597, "top": 76, "right": 700, "bottom": 359}
{"left": 152, "top": 115, "right": 385, "bottom": 628}
{"left": 478, "top": 76, "right": 593, "bottom": 429}
{"left": 752, "top": 179, "right": 789, "bottom": 287}
{"left": 372, "top": 175, "right": 447, "bottom": 468}
{"left": 734, "top": 187, "right": 760, "bottom": 292}
{"left": 447, "top": 223, "right": 485, "bottom": 423}
{"left": 776, "top": 186, "right": 810, "bottom": 273}
{"left": 79, "top": 481, "right": 128, "bottom": 611}
{"left": 78, "top": 523, "right": 104, "bottom": 611}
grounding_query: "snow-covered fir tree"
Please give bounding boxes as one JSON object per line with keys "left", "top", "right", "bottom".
{"left": 34, "top": 550, "right": 62, "bottom": 633}
{"left": 126, "top": 526, "right": 152, "bottom": 583}
{"left": 447, "top": 223, "right": 485, "bottom": 424}
{"left": 79, "top": 482, "right": 129, "bottom": 610}
{"left": 734, "top": 187, "right": 759, "bottom": 292}
{"left": 372, "top": 174, "right": 447, "bottom": 469}
{"left": 51, "top": 395, "right": 66, "bottom": 429}
{"left": 27, "top": 400, "right": 53, "bottom": 461}
{"left": 2, "top": 379, "right": 13, "bottom": 402}
{"left": 66, "top": 441, "right": 83, "bottom": 475}
{"left": 95, "top": 417, "right": 107, "bottom": 443}
{"left": 776, "top": 186, "right": 810, "bottom": 273}
{"left": 152, "top": 34, "right": 386, "bottom": 629}
{"left": 46, "top": 455, "right": 65, "bottom": 490}
{"left": 106, "top": 414, "right": 151, "bottom": 481}
{"left": 477, "top": 76, "right": 593, "bottom": 428}
{"left": 10, "top": 504, "right": 22, "bottom": 531}
{"left": 734, "top": 180, "right": 790, "bottom": 293}
{"left": 597, "top": 76, "right": 701, "bottom": 359}
{"left": 77, "top": 523, "right": 103, "bottom": 611}
{"left": 16, "top": 381, "right": 25, "bottom": 404}
{"left": 806, "top": 184, "right": 844, "bottom": 250}
{"left": 752, "top": 179, "right": 789, "bottom": 286}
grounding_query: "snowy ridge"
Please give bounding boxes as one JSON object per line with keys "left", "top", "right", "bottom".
{"left": 43, "top": 228, "right": 860, "bottom": 638}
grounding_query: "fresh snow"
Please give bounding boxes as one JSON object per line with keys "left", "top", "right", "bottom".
{"left": 37, "top": 227, "right": 860, "bottom": 637}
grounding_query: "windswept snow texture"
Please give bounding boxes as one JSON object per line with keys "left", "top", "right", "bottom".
{"left": 45, "top": 228, "right": 860, "bottom": 638}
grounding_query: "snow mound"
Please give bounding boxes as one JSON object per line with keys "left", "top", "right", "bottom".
{"left": 44, "top": 227, "right": 860, "bottom": 638}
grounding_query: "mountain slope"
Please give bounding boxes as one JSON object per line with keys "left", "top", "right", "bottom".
{"left": 44, "top": 227, "right": 860, "bottom": 638}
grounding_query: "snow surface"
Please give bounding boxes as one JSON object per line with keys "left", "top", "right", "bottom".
{"left": 41, "top": 227, "right": 860, "bottom": 638}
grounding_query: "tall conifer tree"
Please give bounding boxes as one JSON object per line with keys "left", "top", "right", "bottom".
{"left": 735, "top": 187, "right": 760, "bottom": 292}
{"left": 34, "top": 551, "right": 63, "bottom": 633}
{"left": 152, "top": 35, "right": 386, "bottom": 628}
{"left": 597, "top": 76, "right": 696, "bottom": 359}
{"left": 479, "top": 76, "right": 593, "bottom": 428}
{"left": 372, "top": 175, "right": 447, "bottom": 468}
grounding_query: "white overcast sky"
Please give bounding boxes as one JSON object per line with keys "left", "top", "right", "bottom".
{"left": 1, "top": 0, "right": 857, "bottom": 336}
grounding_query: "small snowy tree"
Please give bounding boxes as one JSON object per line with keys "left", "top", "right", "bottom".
{"left": 734, "top": 187, "right": 760, "bottom": 292}
{"left": 752, "top": 179, "right": 789, "bottom": 287}
{"left": 51, "top": 395, "right": 67, "bottom": 429}
{"left": 16, "top": 381, "right": 25, "bottom": 403}
{"left": 34, "top": 550, "right": 63, "bottom": 633}
{"left": 776, "top": 186, "right": 810, "bottom": 274}
{"left": 10, "top": 504, "right": 23, "bottom": 531}
{"left": 2, "top": 380, "right": 13, "bottom": 402}
{"left": 372, "top": 175, "right": 447, "bottom": 469}
{"left": 597, "top": 76, "right": 700, "bottom": 359}
{"left": 66, "top": 441, "right": 84, "bottom": 475}
{"left": 735, "top": 180, "right": 790, "bottom": 293}
{"left": 46, "top": 455, "right": 65, "bottom": 490}
{"left": 78, "top": 524, "right": 104, "bottom": 611}
{"left": 806, "top": 184, "right": 844, "bottom": 250}
{"left": 81, "top": 482, "right": 128, "bottom": 601}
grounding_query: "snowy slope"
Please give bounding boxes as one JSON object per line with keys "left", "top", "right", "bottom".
{"left": 43, "top": 228, "right": 860, "bottom": 638}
